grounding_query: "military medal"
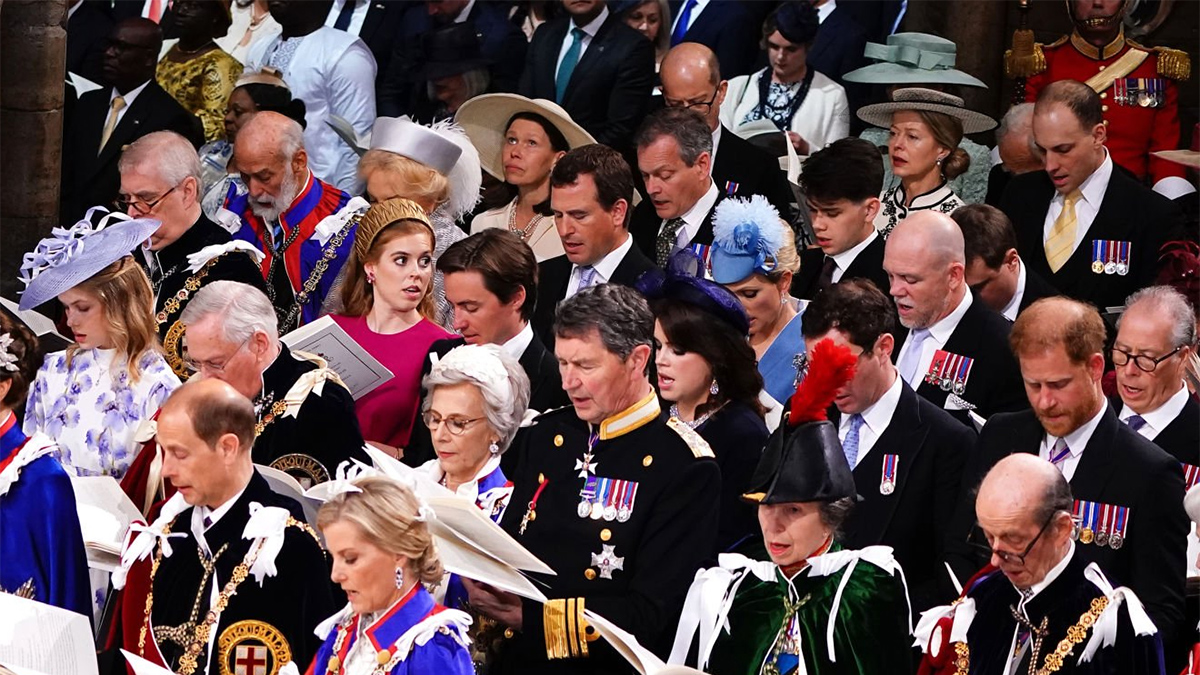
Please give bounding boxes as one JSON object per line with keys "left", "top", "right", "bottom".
{"left": 952, "top": 355, "right": 973, "bottom": 396}
{"left": 1079, "top": 501, "right": 1095, "bottom": 544}
{"left": 924, "top": 354, "right": 945, "bottom": 387}
{"left": 1094, "top": 503, "right": 1110, "bottom": 547}
{"left": 1109, "top": 506, "right": 1128, "bottom": 550}
{"left": 688, "top": 243, "right": 715, "bottom": 278}
{"left": 1115, "top": 241, "right": 1130, "bottom": 276}
{"left": 1138, "top": 78, "right": 1153, "bottom": 107}
{"left": 1103, "top": 241, "right": 1118, "bottom": 275}
{"left": 578, "top": 475, "right": 598, "bottom": 518}
{"left": 601, "top": 478, "right": 618, "bottom": 521}
{"left": 1070, "top": 500, "right": 1083, "bottom": 541}
{"left": 1183, "top": 463, "right": 1200, "bottom": 490}
{"left": 617, "top": 481, "right": 638, "bottom": 522}
{"left": 724, "top": 180, "right": 740, "bottom": 197}
{"left": 590, "top": 544, "right": 625, "bottom": 579}
{"left": 880, "top": 454, "right": 899, "bottom": 495}
{"left": 938, "top": 354, "right": 957, "bottom": 392}
{"left": 1091, "top": 240, "right": 1105, "bottom": 274}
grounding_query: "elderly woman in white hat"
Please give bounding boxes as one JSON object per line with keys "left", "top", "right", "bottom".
{"left": 857, "top": 88, "right": 997, "bottom": 239}
{"left": 455, "top": 94, "right": 595, "bottom": 262}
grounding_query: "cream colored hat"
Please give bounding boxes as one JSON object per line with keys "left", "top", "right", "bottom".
{"left": 455, "top": 93, "right": 596, "bottom": 180}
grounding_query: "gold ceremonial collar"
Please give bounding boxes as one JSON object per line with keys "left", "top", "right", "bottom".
{"left": 596, "top": 391, "right": 660, "bottom": 440}
{"left": 1070, "top": 27, "right": 1126, "bottom": 60}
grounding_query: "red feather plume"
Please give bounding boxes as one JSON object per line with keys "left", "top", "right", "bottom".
{"left": 786, "top": 339, "right": 858, "bottom": 427}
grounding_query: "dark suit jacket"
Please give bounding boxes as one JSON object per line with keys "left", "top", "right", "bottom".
{"left": 807, "top": 5, "right": 868, "bottom": 130}
{"left": 519, "top": 14, "right": 655, "bottom": 151}
{"left": 668, "top": 0, "right": 758, "bottom": 79}
{"left": 835, "top": 383, "right": 977, "bottom": 613}
{"left": 628, "top": 189, "right": 721, "bottom": 263}
{"left": 1016, "top": 263, "right": 1059, "bottom": 315}
{"left": 61, "top": 82, "right": 202, "bottom": 224}
{"left": 910, "top": 297, "right": 1028, "bottom": 422}
{"left": 353, "top": 0, "right": 408, "bottom": 91}
{"left": 531, "top": 244, "right": 657, "bottom": 349}
{"left": 946, "top": 406, "right": 1188, "bottom": 647}
{"left": 1108, "top": 393, "right": 1199, "bottom": 466}
{"left": 712, "top": 125, "right": 797, "bottom": 224}
{"left": 999, "top": 168, "right": 1180, "bottom": 312}
{"left": 67, "top": 1, "right": 113, "bottom": 84}
{"left": 791, "top": 233, "right": 890, "bottom": 300}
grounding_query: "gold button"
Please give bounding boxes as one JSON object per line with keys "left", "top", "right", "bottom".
{"left": 1100, "top": 92, "right": 1108, "bottom": 99}
{"left": 600, "top": 528, "right": 612, "bottom": 541}
{"left": 328, "top": 656, "right": 341, "bottom": 671}
{"left": 1102, "top": 104, "right": 1109, "bottom": 112}
{"left": 554, "top": 434, "right": 564, "bottom": 447}
{"left": 1103, "top": 120, "right": 1109, "bottom": 125}
{"left": 585, "top": 568, "right": 597, "bottom": 580}
{"left": 377, "top": 650, "right": 392, "bottom": 665}
{"left": 503, "top": 628, "right": 515, "bottom": 639}
{"left": 538, "top": 472, "right": 545, "bottom": 484}
{"left": 642, "top": 455, "right": 653, "bottom": 467}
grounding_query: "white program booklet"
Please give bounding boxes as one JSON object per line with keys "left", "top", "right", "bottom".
{"left": 280, "top": 315, "right": 393, "bottom": 400}
{"left": 0, "top": 594, "right": 97, "bottom": 675}
{"left": 69, "top": 475, "right": 143, "bottom": 573}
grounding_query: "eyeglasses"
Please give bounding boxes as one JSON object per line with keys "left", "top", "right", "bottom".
{"left": 664, "top": 88, "right": 720, "bottom": 113}
{"left": 970, "top": 511, "right": 1061, "bottom": 567}
{"left": 114, "top": 185, "right": 180, "bottom": 216}
{"left": 422, "top": 412, "right": 485, "bottom": 436}
{"left": 1111, "top": 345, "right": 1183, "bottom": 373}
{"left": 183, "top": 336, "right": 251, "bottom": 375}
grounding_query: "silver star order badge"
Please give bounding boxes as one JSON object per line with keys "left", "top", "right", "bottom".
{"left": 575, "top": 451, "right": 598, "bottom": 479}
{"left": 590, "top": 544, "right": 624, "bottom": 579}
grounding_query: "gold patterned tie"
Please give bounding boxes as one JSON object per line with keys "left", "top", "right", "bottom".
{"left": 1045, "top": 190, "right": 1081, "bottom": 273}
{"left": 98, "top": 95, "right": 127, "bottom": 154}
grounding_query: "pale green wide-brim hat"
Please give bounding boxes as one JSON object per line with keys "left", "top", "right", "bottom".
{"left": 858, "top": 88, "right": 998, "bottom": 135}
{"left": 844, "top": 32, "right": 987, "bottom": 89}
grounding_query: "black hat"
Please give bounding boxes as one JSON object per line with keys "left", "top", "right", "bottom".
{"left": 421, "top": 23, "right": 492, "bottom": 81}
{"left": 743, "top": 339, "right": 859, "bottom": 505}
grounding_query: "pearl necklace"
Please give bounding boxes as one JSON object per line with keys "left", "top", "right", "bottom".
{"left": 507, "top": 202, "right": 544, "bottom": 241}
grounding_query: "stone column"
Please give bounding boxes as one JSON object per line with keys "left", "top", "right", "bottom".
{"left": 1, "top": 0, "right": 68, "bottom": 299}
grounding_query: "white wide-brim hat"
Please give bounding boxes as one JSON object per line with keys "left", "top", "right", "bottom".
{"left": 454, "top": 93, "right": 596, "bottom": 180}
{"left": 18, "top": 207, "right": 160, "bottom": 310}
{"left": 857, "top": 87, "right": 997, "bottom": 135}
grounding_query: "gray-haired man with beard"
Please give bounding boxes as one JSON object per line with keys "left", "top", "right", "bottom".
{"left": 223, "top": 111, "right": 367, "bottom": 331}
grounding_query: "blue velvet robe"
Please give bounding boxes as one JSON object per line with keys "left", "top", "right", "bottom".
{"left": 0, "top": 418, "right": 91, "bottom": 621}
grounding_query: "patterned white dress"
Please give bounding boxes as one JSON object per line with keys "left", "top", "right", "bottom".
{"left": 24, "top": 348, "right": 180, "bottom": 479}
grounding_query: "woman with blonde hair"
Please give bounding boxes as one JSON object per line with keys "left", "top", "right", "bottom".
{"left": 312, "top": 475, "right": 473, "bottom": 674}
{"left": 332, "top": 198, "right": 454, "bottom": 456}
{"left": 19, "top": 209, "right": 180, "bottom": 479}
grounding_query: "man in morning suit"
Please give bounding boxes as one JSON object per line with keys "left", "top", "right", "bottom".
{"left": 180, "top": 281, "right": 367, "bottom": 487}
{"left": 468, "top": 284, "right": 720, "bottom": 674}
{"left": 803, "top": 279, "right": 976, "bottom": 613}
{"left": 532, "top": 144, "right": 656, "bottom": 350}
{"left": 659, "top": 43, "right": 797, "bottom": 225}
{"left": 1000, "top": 80, "right": 1180, "bottom": 313}
{"left": 954, "top": 203, "right": 1057, "bottom": 322}
{"left": 630, "top": 107, "right": 722, "bottom": 267}
{"left": 519, "top": 0, "right": 655, "bottom": 151}
{"left": 323, "top": 0, "right": 409, "bottom": 96}
{"left": 405, "top": 229, "right": 570, "bottom": 469}
{"left": 118, "top": 131, "right": 266, "bottom": 379}
{"left": 666, "top": 0, "right": 758, "bottom": 80}
{"left": 918, "top": 454, "right": 1166, "bottom": 674}
{"left": 883, "top": 211, "right": 1027, "bottom": 422}
{"left": 1112, "top": 286, "right": 1198, "bottom": 470}
{"left": 946, "top": 296, "right": 1187, "bottom": 654}
{"left": 62, "top": 18, "right": 203, "bottom": 224}
{"left": 105, "top": 378, "right": 335, "bottom": 675}
{"left": 792, "top": 137, "right": 891, "bottom": 301}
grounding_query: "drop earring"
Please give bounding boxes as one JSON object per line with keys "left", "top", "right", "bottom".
{"left": 394, "top": 566, "right": 404, "bottom": 589}
{"left": 366, "top": 271, "right": 376, "bottom": 285}
{"left": 489, "top": 441, "right": 500, "bottom": 455}
{"left": 709, "top": 379, "right": 720, "bottom": 397}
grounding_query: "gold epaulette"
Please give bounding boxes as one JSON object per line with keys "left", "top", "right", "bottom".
{"left": 666, "top": 416, "right": 715, "bottom": 459}
{"left": 1150, "top": 44, "right": 1191, "bottom": 81}
{"left": 1005, "top": 30, "right": 1048, "bottom": 78}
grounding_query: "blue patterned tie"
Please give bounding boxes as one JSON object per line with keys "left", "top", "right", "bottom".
{"left": 671, "top": 0, "right": 697, "bottom": 45}
{"left": 556, "top": 28, "right": 586, "bottom": 103}
{"left": 577, "top": 265, "right": 597, "bottom": 290}
{"left": 1125, "top": 414, "right": 1147, "bottom": 432}
{"left": 842, "top": 414, "right": 864, "bottom": 470}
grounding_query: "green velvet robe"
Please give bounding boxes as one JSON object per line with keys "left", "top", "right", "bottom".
{"left": 705, "top": 547, "right": 914, "bottom": 675}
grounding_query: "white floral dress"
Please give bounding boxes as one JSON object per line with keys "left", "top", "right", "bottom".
{"left": 24, "top": 348, "right": 180, "bottom": 479}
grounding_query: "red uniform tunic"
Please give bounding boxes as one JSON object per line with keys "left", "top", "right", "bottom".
{"left": 1025, "top": 30, "right": 1191, "bottom": 185}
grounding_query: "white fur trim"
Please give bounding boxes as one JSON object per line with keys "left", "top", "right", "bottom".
{"left": 314, "top": 603, "right": 355, "bottom": 640}
{"left": 389, "top": 608, "right": 472, "bottom": 661}
{"left": 0, "top": 433, "right": 56, "bottom": 498}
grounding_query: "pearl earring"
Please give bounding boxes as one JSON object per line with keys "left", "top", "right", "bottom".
{"left": 366, "top": 272, "right": 376, "bottom": 284}
{"left": 394, "top": 566, "right": 404, "bottom": 589}
{"left": 489, "top": 441, "right": 500, "bottom": 455}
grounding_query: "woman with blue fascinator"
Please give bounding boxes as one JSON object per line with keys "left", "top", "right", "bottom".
{"left": 637, "top": 257, "right": 770, "bottom": 552}
{"left": 710, "top": 196, "right": 806, "bottom": 411}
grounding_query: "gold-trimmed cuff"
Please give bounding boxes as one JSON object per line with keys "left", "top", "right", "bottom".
{"left": 543, "top": 597, "right": 592, "bottom": 660}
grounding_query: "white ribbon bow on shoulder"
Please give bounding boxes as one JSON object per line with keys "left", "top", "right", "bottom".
{"left": 112, "top": 492, "right": 190, "bottom": 590}
{"left": 243, "top": 502, "right": 292, "bottom": 586}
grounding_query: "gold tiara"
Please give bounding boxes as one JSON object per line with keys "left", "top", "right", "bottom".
{"left": 354, "top": 198, "right": 434, "bottom": 262}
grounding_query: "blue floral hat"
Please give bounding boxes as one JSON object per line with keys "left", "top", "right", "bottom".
{"left": 710, "top": 196, "right": 787, "bottom": 285}
{"left": 18, "top": 207, "right": 160, "bottom": 310}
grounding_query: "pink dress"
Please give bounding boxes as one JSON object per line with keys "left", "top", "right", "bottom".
{"left": 331, "top": 314, "right": 454, "bottom": 449}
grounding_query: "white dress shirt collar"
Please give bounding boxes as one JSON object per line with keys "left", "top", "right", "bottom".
{"left": 829, "top": 229, "right": 878, "bottom": 283}
{"left": 1001, "top": 258, "right": 1027, "bottom": 322}
{"left": 454, "top": 0, "right": 477, "bottom": 23}
{"left": 568, "top": 233, "right": 633, "bottom": 296}
{"left": 111, "top": 79, "right": 151, "bottom": 107}
{"left": 502, "top": 322, "right": 535, "bottom": 361}
{"left": 817, "top": 0, "right": 838, "bottom": 23}
{"left": 1019, "top": 541, "right": 1075, "bottom": 604}
{"left": 839, "top": 372, "right": 902, "bottom": 467}
{"left": 1120, "top": 384, "right": 1189, "bottom": 441}
{"left": 928, "top": 289, "right": 973, "bottom": 345}
{"left": 662, "top": 180, "right": 719, "bottom": 248}
{"left": 710, "top": 124, "right": 722, "bottom": 169}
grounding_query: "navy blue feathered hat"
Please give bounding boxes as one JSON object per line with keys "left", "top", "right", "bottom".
{"left": 635, "top": 254, "right": 751, "bottom": 336}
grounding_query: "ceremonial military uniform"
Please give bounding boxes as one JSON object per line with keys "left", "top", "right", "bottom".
{"left": 222, "top": 174, "right": 366, "bottom": 332}
{"left": 496, "top": 393, "right": 721, "bottom": 674}
{"left": 1017, "top": 28, "right": 1191, "bottom": 185}
{"left": 254, "top": 344, "right": 368, "bottom": 487}
{"left": 140, "top": 214, "right": 267, "bottom": 379}
{"left": 107, "top": 472, "right": 337, "bottom": 675}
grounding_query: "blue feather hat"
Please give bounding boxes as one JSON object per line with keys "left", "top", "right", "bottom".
{"left": 710, "top": 195, "right": 787, "bottom": 284}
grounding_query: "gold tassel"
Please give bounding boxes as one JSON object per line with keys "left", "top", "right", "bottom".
{"left": 1005, "top": 30, "right": 1046, "bottom": 78}
{"left": 1155, "top": 47, "right": 1191, "bottom": 82}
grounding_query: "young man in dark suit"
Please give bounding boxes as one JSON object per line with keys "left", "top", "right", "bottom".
{"left": 666, "top": 0, "right": 758, "bottom": 79}
{"left": 954, "top": 203, "right": 1057, "bottom": 322}
{"left": 658, "top": 43, "right": 797, "bottom": 225}
{"left": 1112, "top": 286, "right": 1198, "bottom": 468}
{"left": 883, "top": 211, "right": 1028, "bottom": 422}
{"left": 946, "top": 296, "right": 1188, "bottom": 655}
{"left": 62, "top": 18, "right": 202, "bottom": 224}
{"left": 519, "top": 0, "right": 655, "bottom": 151}
{"left": 999, "top": 80, "right": 1181, "bottom": 312}
{"left": 792, "top": 137, "right": 890, "bottom": 301}
{"left": 803, "top": 279, "right": 976, "bottom": 614}
{"left": 323, "top": 0, "right": 409, "bottom": 96}
{"left": 533, "top": 144, "right": 656, "bottom": 349}
{"left": 629, "top": 107, "right": 721, "bottom": 266}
